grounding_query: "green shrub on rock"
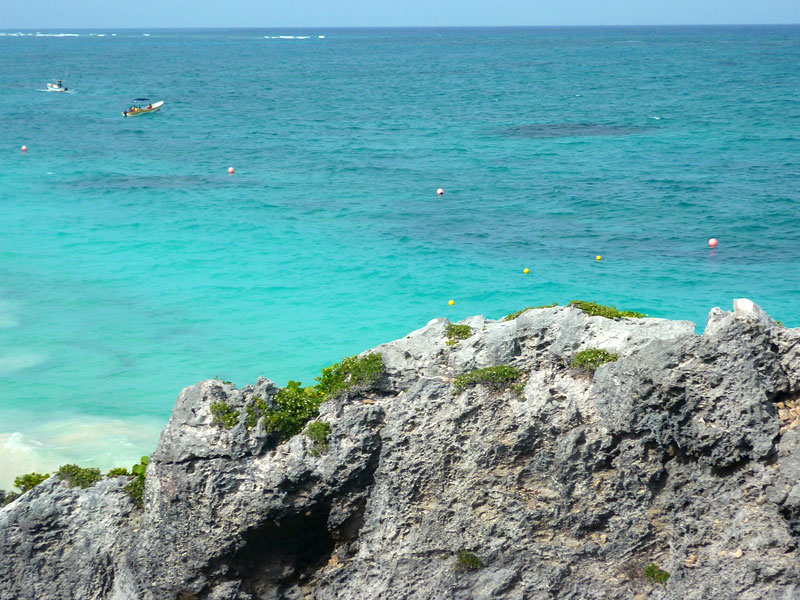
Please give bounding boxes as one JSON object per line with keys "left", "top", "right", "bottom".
{"left": 265, "top": 381, "right": 322, "bottom": 440}
{"left": 57, "top": 464, "right": 102, "bottom": 489}
{"left": 445, "top": 323, "right": 473, "bottom": 346}
{"left": 453, "top": 365, "right": 524, "bottom": 394}
{"left": 315, "top": 353, "right": 384, "bottom": 398}
{"left": 568, "top": 300, "right": 646, "bottom": 319}
{"left": 455, "top": 550, "right": 483, "bottom": 572}
{"left": 125, "top": 456, "right": 149, "bottom": 508}
{"left": 0, "top": 491, "right": 20, "bottom": 507}
{"left": 644, "top": 563, "right": 670, "bottom": 586}
{"left": 13, "top": 472, "right": 50, "bottom": 493}
{"left": 210, "top": 401, "right": 240, "bottom": 429}
{"left": 503, "top": 303, "right": 558, "bottom": 321}
{"left": 571, "top": 348, "right": 619, "bottom": 372}
{"left": 245, "top": 395, "right": 271, "bottom": 429}
{"left": 106, "top": 467, "right": 130, "bottom": 478}
{"left": 305, "top": 421, "right": 332, "bottom": 456}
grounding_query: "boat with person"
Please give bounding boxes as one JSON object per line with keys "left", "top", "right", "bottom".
{"left": 122, "top": 98, "right": 164, "bottom": 117}
{"left": 47, "top": 79, "right": 68, "bottom": 92}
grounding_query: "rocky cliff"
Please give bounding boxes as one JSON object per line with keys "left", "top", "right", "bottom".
{"left": 2, "top": 299, "right": 799, "bottom": 600}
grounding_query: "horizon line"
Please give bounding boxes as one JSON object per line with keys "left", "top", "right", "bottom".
{"left": 3, "top": 23, "right": 799, "bottom": 30}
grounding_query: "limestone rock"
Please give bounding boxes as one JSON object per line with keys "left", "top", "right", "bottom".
{"left": 1, "top": 299, "right": 798, "bottom": 600}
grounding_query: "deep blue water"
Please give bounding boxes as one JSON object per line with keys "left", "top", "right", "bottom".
{"left": 1, "top": 26, "right": 798, "bottom": 484}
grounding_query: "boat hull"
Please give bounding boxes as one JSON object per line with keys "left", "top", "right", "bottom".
{"left": 122, "top": 100, "right": 164, "bottom": 117}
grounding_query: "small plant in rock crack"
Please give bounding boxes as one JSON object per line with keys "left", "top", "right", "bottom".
{"left": 455, "top": 550, "right": 483, "bottom": 572}
{"left": 570, "top": 348, "right": 619, "bottom": 373}
{"left": 568, "top": 300, "right": 647, "bottom": 319}
{"left": 125, "top": 456, "right": 150, "bottom": 508}
{"left": 503, "top": 303, "right": 558, "bottom": 321}
{"left": 56, "top": 464, "right": 102, "bottom": 489}
{"left": 210, "top": 401, "right": 240, "bottom": 429}
{"left": 644, "top": 563, "right": 670, "bottom": 586}
{"left": 445, "top": 323, "right": 473, "bottom": 346}
{"left": 452, "top": 365, "right": 524, "bottom": 395}
{"left": 304, "top": 421, "right": 332, "bottom": 456}
{"left": 106, "top": 467, "right": 130, "bottom": 478}
{"left": 13, "top": 472, "right": 50, "bottom": 493}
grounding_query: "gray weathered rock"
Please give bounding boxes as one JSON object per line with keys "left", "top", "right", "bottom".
{"left": 1, "top": 299, "right": 799, "bottom": 599}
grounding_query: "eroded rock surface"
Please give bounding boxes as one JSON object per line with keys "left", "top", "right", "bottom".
{"left": 1, "top": 300, "right": 799, "bottom": 600}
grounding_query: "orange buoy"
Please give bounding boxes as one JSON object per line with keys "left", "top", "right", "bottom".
{"left": 228, "top": 167, "right": 235, "bottom": 174}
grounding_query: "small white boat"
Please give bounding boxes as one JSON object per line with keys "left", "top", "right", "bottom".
{"left": 122, "top": 99, "right": 164, "bottom": 117}
{"left": 47, "top": 79, "right": 68, "bottom": 92}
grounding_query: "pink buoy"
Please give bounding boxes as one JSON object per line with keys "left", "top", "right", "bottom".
{"left": 21, "top": 145, "right": 27, "bottom": 152}
{"left": 437, "top": 188, "right": 444, "bottom": 196}
{"left": 228, "top": 167, "right": 235, "bottom": 174}
{"left": 708, "top": 238, "right": 718, "bottom": 248}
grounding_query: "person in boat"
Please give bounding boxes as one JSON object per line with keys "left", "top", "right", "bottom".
{"left": 147, "top": 104, "right": 152, "bottom": 109}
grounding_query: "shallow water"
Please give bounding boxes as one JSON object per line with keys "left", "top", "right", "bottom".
{"left": 1, "top": 26, "right": 798, "bottom": 486}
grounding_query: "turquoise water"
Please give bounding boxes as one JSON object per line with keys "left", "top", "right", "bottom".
{"left": 1, "top": 27, "right": 799, "bottom": 485}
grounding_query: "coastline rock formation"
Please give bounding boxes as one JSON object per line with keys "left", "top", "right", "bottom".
{"left": 2, "top": 299, "right": 799, "bottom": 599}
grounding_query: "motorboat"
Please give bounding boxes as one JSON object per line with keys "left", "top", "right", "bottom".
{"left": 122, "top": 98, "right": 164, "bottom": 117}
{"left": 47, "top": 79, "right": 68, "bottom": 92}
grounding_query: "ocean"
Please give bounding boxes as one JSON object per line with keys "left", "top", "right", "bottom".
{"left": 1, "top": 26, "right": 798, "bottom": 487}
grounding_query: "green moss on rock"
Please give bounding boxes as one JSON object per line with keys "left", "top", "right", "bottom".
{"left": 571, "top": 348, "right": 619, "bottom": 372}
{"left": 453, "top": 365, "right": 524, "bottom": 394}
{"left": 445, "top": 323, "right": 473, "bottom": 346}
{"left": 503, "top": 303, "right": 558, "bottom": 321}
{"left": 56, "top": 464, "right": 102, "bottom": 489}
{"left": 210, "top": 401, "right": 240, "bottom": 429}
{"left": 569, "top": 300, "right": 646, "bottom": 319}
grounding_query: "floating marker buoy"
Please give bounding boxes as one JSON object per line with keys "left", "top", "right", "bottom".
{"left": 228, "top": 167, "right": 235, "bottom": 174}
{"left": 21, "top": 145, "right": 27, "bottom": 152}
{"left": 708, "top": 238, "right": 718, "bottom": 248}
{"left": 448, "top": 299, "right": 455, "bottom": 306}
{"left": 523, "top": 268, "right": 530, "bottom": 274}
{"left": 596, "top": 255, "right": 602, "bottom": 261}
{"left": 437, "top": 188, "right": 444, "bottom": 196}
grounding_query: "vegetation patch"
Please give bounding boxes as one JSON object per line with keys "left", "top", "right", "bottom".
{"left": 265, "top": 381, "right": 322, "bottom": 440}
{"left": 245, "top": 395, "right": 271, "bottom": 429}
{"left": 210, "top": 401, "right": 240, "bottom": 429}
{"left": 305, "top": 421, "right": 332, "bottom": 456}
{"left": 455, "top": 550, "right": 483, "bottom": 572}
{"left": 57, "top": 464, "right": 102, "bottom": 489}
{"left": 644, "top": 563, "right": 670, "bottom": 586}
{"left": 125, "top": 456, "right": 149, "bottom": 508}
{"left": 568, "top": 300, "right": 647, "bottom": 319}
{"left": 106, "top": 467, "right": 130, "bottom": 478}
{"left": 453, "top": 365, "right": 524, "bottom": 394}
{"left": 445, "top": 323, "right": 473, "bottom": 346}
{"left": 0, "top": 490, "right": 19, "bottom": 507}
{"left": 571, "top": 348, "right": 619, "bottom": 372}
{"left": 235, "top": 354, "right": 384, "bottom": 446}
{"left": 14, "top": 472, "right": 50, "bottom": 493}
{"left": 503, "top": 303, "right": 558, "bottom": 322}
{"left": 316, "top": 353, "right": 385, "bottom": 399}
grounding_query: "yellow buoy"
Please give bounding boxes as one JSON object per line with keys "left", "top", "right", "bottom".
{"left": 596, "top": 255, "right": 602, "bottom": 261}
{"left": 523, "top": 268, "right": 530, "bottom": 274}
{"left": 448, "top": 299, "right": 455, "bottom": 306}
